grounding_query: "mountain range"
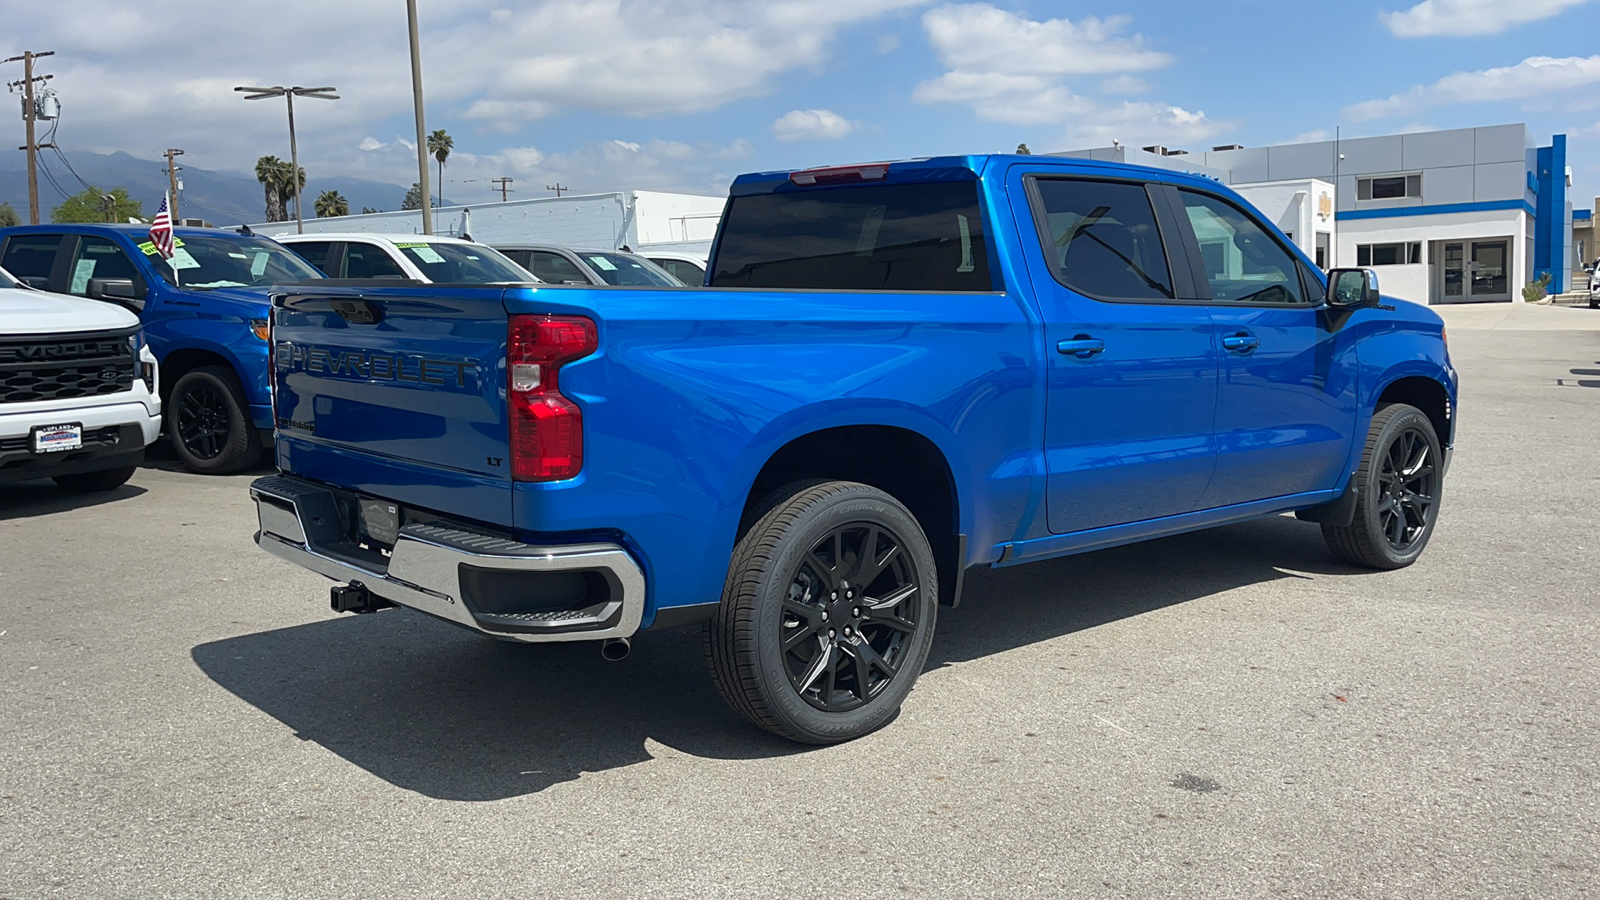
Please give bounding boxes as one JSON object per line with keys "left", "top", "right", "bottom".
{"left": 0, "top": 150, "right": 443, "bottom": 226}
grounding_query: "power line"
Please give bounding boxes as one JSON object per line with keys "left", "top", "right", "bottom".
{"left": 491, "top": 176, "right": 513, "bottom": 201}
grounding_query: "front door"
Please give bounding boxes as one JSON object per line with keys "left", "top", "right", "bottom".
{"left": 1014, "top": 172, "right": 1220, "bottom": 535}
{"left": 1440, "top": 239, "right": 1511, "bottom": 302}
{"left": 1172, "top": 188, "right": 1360, "bottom": 508}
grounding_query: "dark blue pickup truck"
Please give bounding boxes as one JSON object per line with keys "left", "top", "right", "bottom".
{"left": 0, "top": 224, "right": 325, "bottom": 473}
{"left": 252, "top": 154, "right": 1457, "bottom": 743}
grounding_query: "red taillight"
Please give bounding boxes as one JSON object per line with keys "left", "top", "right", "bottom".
{"left": 789, "top": 163, "right": 890, "bottom": 186}
{"left": 509, "top": 314, "right": 597, "bottom": 481}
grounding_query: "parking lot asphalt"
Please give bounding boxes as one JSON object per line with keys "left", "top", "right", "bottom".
{"left": 3, "top": 304, "right": 1598, "bottom": 899}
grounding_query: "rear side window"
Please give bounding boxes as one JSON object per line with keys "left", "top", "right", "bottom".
{"left": 710, "top": 181, "right": 992, "bottom": 291}
{"left": 652, "top": 258, "right": 704, "bottom": 285}
{"left": 343, "top": 243, "right": 407, "bottom": 279}
{"left": 1031, "top": 179, "right": 1173, "bottom": 301}
{"left": 1, "top": 233, "right": 63, "bottom": 282}
{"left": 289, "top": 241, "right": 336, "bottom": 275}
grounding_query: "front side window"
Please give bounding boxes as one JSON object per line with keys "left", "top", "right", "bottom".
{"left": 342, "top": 243, "right": 408, "bottom": 279}
{"left": 68, "top": 236, "right": 140, "bottom": 295}
{"left": 0, "top": 233, "right": 63, "bottom": 283}
{"left": 1032, "top": 178, "right": 1173, "bottom": 300}
{"left": 393, "top": 241, "right": 533, "bottom": 283}
{"left": 527, "top": 251, "right": 590, "bottom": 284}
{"left": 710, "top": 181, "right": 992, "bottom": 291}
{"left": 1178, "top": 190, "right": 1305, "bottom": 304}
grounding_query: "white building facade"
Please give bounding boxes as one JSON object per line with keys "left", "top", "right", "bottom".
{"left": 1057, "top": 124, "right": 1570, "bottom": 304}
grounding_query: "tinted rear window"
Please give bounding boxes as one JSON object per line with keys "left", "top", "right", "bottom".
{"left": 710, "top": 181, "right": 993, "bottom": 291}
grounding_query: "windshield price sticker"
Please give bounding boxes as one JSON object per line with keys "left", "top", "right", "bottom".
{"left": 410, "top": 246, "right": 446, "bottom": 264}
{"left": 394, "top": 242, "right": 427, "bottom": 249}
{"left": 167, "top": 248, "right": 201, "bottom": 270}
{"left": 137, "top": 237, "right": 185, "bottom": 256}
{"left": 587, "top": 256, "right": 618, "bottom": 271}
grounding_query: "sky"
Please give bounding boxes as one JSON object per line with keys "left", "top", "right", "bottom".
{"left": 2, "top": 0, "right": 1599, "bottom": 208}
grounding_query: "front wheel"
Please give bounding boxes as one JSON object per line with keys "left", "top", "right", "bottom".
{"left": 1323, "top": 403, "right": 1443, "bottom": 569}
{"left": 706, "top": 481, "right": 939, "bottom": 744}
{"left": 167, "top": 365, "right": 262, "bottom": 475}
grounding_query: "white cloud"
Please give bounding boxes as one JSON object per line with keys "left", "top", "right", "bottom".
{"left": 1099, "top": 75, "right": 1153, "bottom": 95}
{"left": 772, "top": 109, "right": 856, "bottom": 141}
{"left": 913, "top": 3, "right": 1222, "bottom": 149}
{"left": 612, "top": 140, "right": 642, "bottom": 152}
{"left": 1381, "top": 0, "right": 1588, "bottom": 36}
{"left": 358, "top": 137, "right": 384, "bottom": 152}
{"left": 1346, "top": 55, "right": 1600, "bottom": 120}
{"left": 448, "top": 0, "right": 928, "bottom": 123}
{"left": 1286, "top": 129, "right": 1331, "bottom": 144}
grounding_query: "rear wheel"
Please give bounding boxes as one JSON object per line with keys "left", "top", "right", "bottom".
{"left": 706, "top": 481, "right": 939, "bottom": 744}
{"left": 167, "top": 365, "right": 261, "bottom": 475}
{"left": 1323, "top": 403, "right": 1443, "bottom": 569}
{"left": 52, "top": 465, "right": 136, "bottom": 492}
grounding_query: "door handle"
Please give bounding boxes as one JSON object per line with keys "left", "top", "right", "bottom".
{"left": 1221, "top": 333, "right": 1260, "bottom": 353}
{"left": 1057, "top": 337, "right": 1105, "bottom": 359}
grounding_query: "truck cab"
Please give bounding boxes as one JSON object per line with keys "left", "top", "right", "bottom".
{"left": 0, "top": 224, "right": 325, "bottom": 473}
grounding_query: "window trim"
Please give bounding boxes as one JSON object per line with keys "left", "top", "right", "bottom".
{"left": 1357, "top": 173, "right": 1423, "bottom": 202}
{"left": 1022, "top": 173, "right": 1194, "bottom": 305}
{"left": 1171, "top": 186, "right": 1323, "bottom": 309}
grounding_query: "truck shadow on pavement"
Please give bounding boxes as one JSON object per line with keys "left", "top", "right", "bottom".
{"left": 191, "top": 514, "right": 1363, "bottom": 802}
{"left": 0, "top": 481, "right": 148, "bottom": 521}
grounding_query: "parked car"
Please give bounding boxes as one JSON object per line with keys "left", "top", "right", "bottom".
{"left": 1588, "top": 260, "right": 1599, "bottom": 308}
{"left": 0, "top": 224, "right": 322, "bottom": 474}
{"left": 1, "top": 264, "right": 161, "bottom": 491}
{"left": 494, "top": 244, "right": 683, "bottom": 286}
{"left": 276, "top": 233, "right": 535, "bottom": 283}
{"left": 642, "top": 251, "right": 707, "bottom": 285}
{"left": 253, "top": 154, "right": 1457, "bottom": 745}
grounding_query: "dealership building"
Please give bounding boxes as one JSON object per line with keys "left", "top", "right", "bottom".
{"left": 1056, "top": 124, "right": 1571, "bottom": 304}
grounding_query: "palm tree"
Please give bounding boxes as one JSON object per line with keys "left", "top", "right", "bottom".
{"left": 427, "top": 129, "right": 452, "bottom": 209}
{"left": 255, "top": 155, "right": 289, "bottom": 222}
{"left": 314, "top": 190, "right": 349, "bottom": 218}
{"left": 254, "top": 156, "right": 307, "bottom": 222}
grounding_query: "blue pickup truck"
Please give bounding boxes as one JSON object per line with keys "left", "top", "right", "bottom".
{"left": 251, "top": 154, "right": 1456, "bottom": 744}
{"left": 0, "top": 224, "right": 325, "bottom": 473}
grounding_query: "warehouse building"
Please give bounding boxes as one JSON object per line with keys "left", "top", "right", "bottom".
{"left": 1056, "top": 124, "right": 1570, "bottom": 304}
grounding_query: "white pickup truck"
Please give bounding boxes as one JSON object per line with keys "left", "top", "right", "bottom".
{"left": 1, "top": 265, "right": 161, "bottom": 491}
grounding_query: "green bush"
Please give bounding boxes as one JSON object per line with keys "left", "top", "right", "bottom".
{"left": 1522, "top": 273, "right": 1553, "bottom": 302}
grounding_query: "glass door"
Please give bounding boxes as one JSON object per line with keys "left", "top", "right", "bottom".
{"left": 1442, "top": 242, "right": 1464, "bottom": 300}
{"left": 1470, "top": 240, "right": 1509, "bottom": 300}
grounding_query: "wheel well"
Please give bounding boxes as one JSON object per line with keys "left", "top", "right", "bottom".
{"left": 745, "top": 425, "right": 964, "bottom": 606}
{"left": 1377, "top": 377, "right": 1451, "bottom": 446}
{"left": 159, "top": 349, "right": 234, "bottom": 403}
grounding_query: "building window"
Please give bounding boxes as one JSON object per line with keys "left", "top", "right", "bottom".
{"left": 1357, "top": 174, "right": 1422, "bottom": 201}
{"left": 1357, "top": 242, "right": 1423, "bottom": 266}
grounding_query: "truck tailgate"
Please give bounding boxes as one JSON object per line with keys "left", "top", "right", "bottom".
{"left": 271, "top": 284, "right": 512, "bottom": 522}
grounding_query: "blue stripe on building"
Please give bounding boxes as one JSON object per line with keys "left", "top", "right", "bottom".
{"left": 1336, "top": 200, "right": 1538, "bottom": 221}
{"left": 1534, "top": 135, "right": 1567, "bottom": 293}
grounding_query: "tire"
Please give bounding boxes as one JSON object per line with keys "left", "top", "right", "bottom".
{"left": 706, "top": 481, "right": 939, "bottom": 744}
{"left": 1323, "top": 403, "right": 1443, "bottom": 570}
{"left": 166, "top": 365, "right": 262, "bottom": 475}
{"left": 52, "top": 464, "right": 136, "bottom": 492}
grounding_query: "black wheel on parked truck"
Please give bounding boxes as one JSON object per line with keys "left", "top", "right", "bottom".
{"left": 706, "top": 480, "right": 939, "bottom": 744}
{"left": 52, "top": 464, "right": 137, "bottom": 492}
{"left": 167, "top": 365, "right": 262, "bottom": 475}
{"left": 1323, "top": 403, "right": 1443, "bottom": 570}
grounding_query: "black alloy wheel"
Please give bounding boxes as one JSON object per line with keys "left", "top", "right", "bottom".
{"left": 165, "top": 365, "right": 262, "bottom": 475}
{"left": 1374, "top": 425, "right": 1439, "bottom": 553}
{"left": 1323, "top": 403, "right": 1444, "bottom": 569}
{"left": 707, "top": 480, "right": 939, "bottom": 744}
{"left": 176, "top": 380, "right": 229, "bottom": 461}
{"left": 781, "top": 522, "right": 923, "bottom": 712}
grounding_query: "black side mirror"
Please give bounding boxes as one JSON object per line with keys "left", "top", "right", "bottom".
{"left": 1326, "top": 268, "right": 1380, "bottom": 309}
{"left": 86, "top": 277, "right": 147, "bottom": 311}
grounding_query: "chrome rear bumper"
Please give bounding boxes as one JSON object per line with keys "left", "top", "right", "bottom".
{"left": 250, "top": 475, "right": 645, "bottom": 643}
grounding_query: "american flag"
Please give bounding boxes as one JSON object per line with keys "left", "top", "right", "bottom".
{"left": 149, "top": 193, "right": 174, "bottom": 259}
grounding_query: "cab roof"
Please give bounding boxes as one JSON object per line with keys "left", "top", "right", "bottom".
{"left": 729, "top": 153, "right": 1227, "bottom": 196}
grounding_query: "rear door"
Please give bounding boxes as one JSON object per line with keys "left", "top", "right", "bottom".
{"left": 271, "top": 283, "right": 514, "bottom": 522}
{"left": 1012, "top": 169, "right": 1219, "bottom": 535}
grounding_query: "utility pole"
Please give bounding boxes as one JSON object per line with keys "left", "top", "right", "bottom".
{"left": 235, "top": 85, "right": 338, "bottom": 234}
{"left": 547, "top": 183, "right": 567, "bottom": 197}
{"left": 406, "top": 0, "right": 433, "bottom": 235}
{"left": 163, "top": 148, "right": 185, "bottom": 223}
{"left": 491, "top": 176, "right": 513, "bottom": 202}
{"left": 4, "top": 50, "right": 55, "bottom": 225}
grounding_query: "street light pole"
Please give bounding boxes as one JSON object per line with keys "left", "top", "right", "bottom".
{"left": 235, "top": 85, "right": 339, "bottom": 233}
{"left": 406, "top": 0, "right": 433, "bottom": 235}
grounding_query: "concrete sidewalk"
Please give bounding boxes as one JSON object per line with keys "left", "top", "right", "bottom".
{"left": 1432, "top": 301, "right": 1600, "bottom": 331}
